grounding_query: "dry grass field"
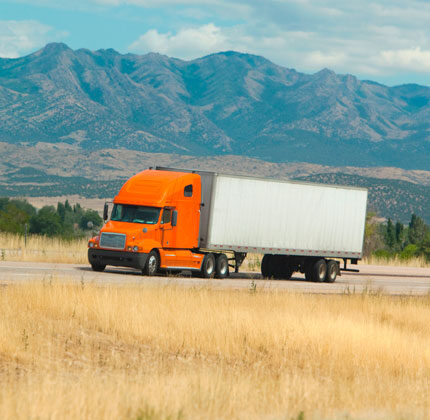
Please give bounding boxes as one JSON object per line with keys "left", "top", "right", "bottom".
{"left": 0, "top": 280, "right": 429, "bottom": 419}
{"left": 362, "top": 254, "right": 430, "bottom": 268}
{"left": 0, "top": 233, "right": 88, "bottom": 264}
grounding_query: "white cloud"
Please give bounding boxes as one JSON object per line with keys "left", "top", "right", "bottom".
{"left": 0, "top": 20, "right": 65, "bottom": 58}
{"left": 303, "top": 51, "right": 347, "bottom": 68}
{"left": 379, "top": 47, "right": 430, "bottom": 71}
{"left": 129, "top": 24, "right": 229, "bottom": 58}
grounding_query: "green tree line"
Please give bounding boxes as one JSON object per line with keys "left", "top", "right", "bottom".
{"left": 0, "top": 197, "right": 102, "bottom": 238}
{"left": 365, "top": 212, "right": 430, "bottom": 261}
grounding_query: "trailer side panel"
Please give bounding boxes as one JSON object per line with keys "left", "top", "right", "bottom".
{"left": 206, "top": 175, "right": 367, "bottom": 258}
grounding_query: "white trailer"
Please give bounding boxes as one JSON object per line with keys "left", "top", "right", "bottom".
{"left": 156, "top": 167, "right": 368, "bottom": 282}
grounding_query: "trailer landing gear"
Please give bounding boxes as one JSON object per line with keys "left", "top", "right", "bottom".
{"left": 229, "top": 252, "right": 247, "bottom": 273}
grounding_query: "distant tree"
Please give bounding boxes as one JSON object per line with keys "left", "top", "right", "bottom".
{"left": 57, "top": 202, "right": 66, "bottom": 221}
{"left": 385, "top": 218, "right": 396, "bottom": 250}
{"left": 79, "top": 209, "right": 103, "bottom": 230}
{"left": 64, "top": 200, "right": 72, "bottom": 212}
{"left": 395, "top": 222, "right": 404, "bottom": 248}
{"left": 363, "top": 212, "right": 384, "bottom": 256}
{"left": 400, "top": 244, "right": 419, "bottom": 260}
{"left": 0, "top": 196, "right": 103, "bottom": 238}
{"left": 0, "top": 197, "right": 8, "bottom": 212}
{"left": 30, "top": 206, "right": 62, "bottom": 236}
{"left": 408, "top": 214, "right": 426, "bottom": 244}
{"left": 418, "top": 231, "right": 430, "bottom": 261}
{"left": 9, "top": 199, "right": 36, "bottom": 218}
{"left": 0, "top": 202, "right": 31, "bottom": 234}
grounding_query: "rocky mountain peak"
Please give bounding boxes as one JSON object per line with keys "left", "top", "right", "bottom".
{"left": 38, "top": 42, "right": 72, "bottom": 56}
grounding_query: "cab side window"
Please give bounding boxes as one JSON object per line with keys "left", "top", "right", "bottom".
{"left": 184, "top": 184, "right": 193, "bottom": 197}
{"left": 161, "top": 208, "right": 171, "bottom": 224}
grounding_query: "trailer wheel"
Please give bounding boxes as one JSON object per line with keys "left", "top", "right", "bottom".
{"left": 271, "top": 255, "right": 292, "bottom": 280}
{"left": 215, "top": 254, "right": 229, "bottom": 278}
{"left": 200, "top": 253, "right": 216, "bottom": 278}
{"left": 91, "top": 263, "right": 106, "bottom": 272}
{"left": 261, "top": 254, "right": 272, "bottom": 278}
{"left": 269, "top": 255, "right": 281, "bottom": 279}
{"left": 143, "top": 250, "right": 159, "bottom": 276}
{"left": 279, "top": 256, "right": 293, "bottom": 280}
{"left": 325, "top": 260, "right": 338, "bottom": 283}
{"left": 306, "top": 258, "right": 327, "bottom": 282}
{"left": 281, "top": 266, "right": 293, "bottom": 280}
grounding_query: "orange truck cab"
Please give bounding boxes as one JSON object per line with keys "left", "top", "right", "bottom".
{"left": 88, "top": 168, "right": 231, "bottom": 278}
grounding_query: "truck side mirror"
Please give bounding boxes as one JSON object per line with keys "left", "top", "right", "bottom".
{"left": 103, "top": 202, "right": 109, "bottom": 221}
{"left": 172, "top": 210, "right": 178, "bottom": 227}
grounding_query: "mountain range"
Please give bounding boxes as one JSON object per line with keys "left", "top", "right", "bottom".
{"left": 1, "top": 43, "right": 429, "bottom": 169}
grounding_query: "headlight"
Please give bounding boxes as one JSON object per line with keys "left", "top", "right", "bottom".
{"left": 133, "top": 246, "right": 139, "bottom": 252}
{"left": 89, "top": 241, "right": 94, "bottom": 248}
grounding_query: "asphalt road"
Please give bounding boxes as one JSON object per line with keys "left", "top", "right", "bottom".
{"left": 1, "top": 261, "right": 429, "bottom": 295}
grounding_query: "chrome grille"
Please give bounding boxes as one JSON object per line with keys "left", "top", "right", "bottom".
{"left": 99, "top": 232, "right": 126, "bottom": 250}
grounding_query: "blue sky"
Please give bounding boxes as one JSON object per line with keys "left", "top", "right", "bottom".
{"left": 1, "top": 0, "right": 430, "bottom": 86}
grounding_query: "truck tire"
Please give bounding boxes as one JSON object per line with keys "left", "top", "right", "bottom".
{"left": 325, "top": 260, "right": 338, "bottom": 283}
{"left": 143, "top": 250, "right": 159, "bottom": 276}
{"left": 215, "top": 254, "right": 229, "bottom": 278}
{"left": 279, "top": 256, "right": 293, "bottom": 280}
{"left": 91, "top": 263, "right": 106, "bottom": 272}
{"left": 261, "top": 254, "right": 272, "bottom": 278}
{"left": 306, "top": 258, "right": 327, "bottom": 282}
{"left": 281, "top": 267, "right": 293, "bottom": 280}
{"left": 269, "top": 255, "right": 283, "bottom": 279}
{"left": 271, "top": 255, "right": 292, "bottom": 280}
{"left": 200, "top": 253, "right": 216, "bottom": 278}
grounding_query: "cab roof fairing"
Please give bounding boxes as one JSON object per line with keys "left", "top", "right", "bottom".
{"left": 113, "top": 169, "right": 199, "bottom": 207}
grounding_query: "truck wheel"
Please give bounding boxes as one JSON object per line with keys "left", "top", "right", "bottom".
{"left": 143, "top": 250, "right": 159, "bottom": 276}
{"left": 215, "top": 254, "right": 229, "bottom": 278}
{"left": 261, "top": 254, "right": 272, "bottom": 278}
{"left": 268, "top": 255, "right": 291, "bottom": 280}
{"left": 325, "top": 260, "right": 338, "bottom": 283}
{"left": 279, "top": 256, "right": 293, "bottom": 280}
{"left": 200, "top": 253, "right": 216, "bottom": 278}
{"left": 91, "top": 263, "right": 106, "bottom": 272}
{"left": 269, "top": 255, "right": 284, "bottom": 279}
{"left": 281, "top": 266, "right": 293, "bottom": 280}
{"left": 307, "top": 259, "right": 327, "bottom": 282}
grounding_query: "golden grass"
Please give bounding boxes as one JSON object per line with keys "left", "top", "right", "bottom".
{"left": 0, "top": 280, "right": 429, "bottom": 419}
{"left": 0, "top": 233, "right": 87, "bottom": 263}
{"left": 362, "top": 254, "right": 430, "bottom": 268}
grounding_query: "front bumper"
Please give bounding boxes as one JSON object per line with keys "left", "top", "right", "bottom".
{"left": 88, "top": 248, "right": 148, "bottom": 270}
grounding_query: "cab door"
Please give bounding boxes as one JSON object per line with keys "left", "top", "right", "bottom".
{"left": 160, "top": 208, "right": 174, "bottom": 248}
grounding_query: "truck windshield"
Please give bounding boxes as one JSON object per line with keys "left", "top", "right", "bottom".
{"left": 111, "top": 204, "right": 161, "bottom": 224}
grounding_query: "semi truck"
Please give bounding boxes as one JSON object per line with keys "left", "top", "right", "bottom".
{"left": 88, "top": 167, "right": 368, "bottom": 282}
